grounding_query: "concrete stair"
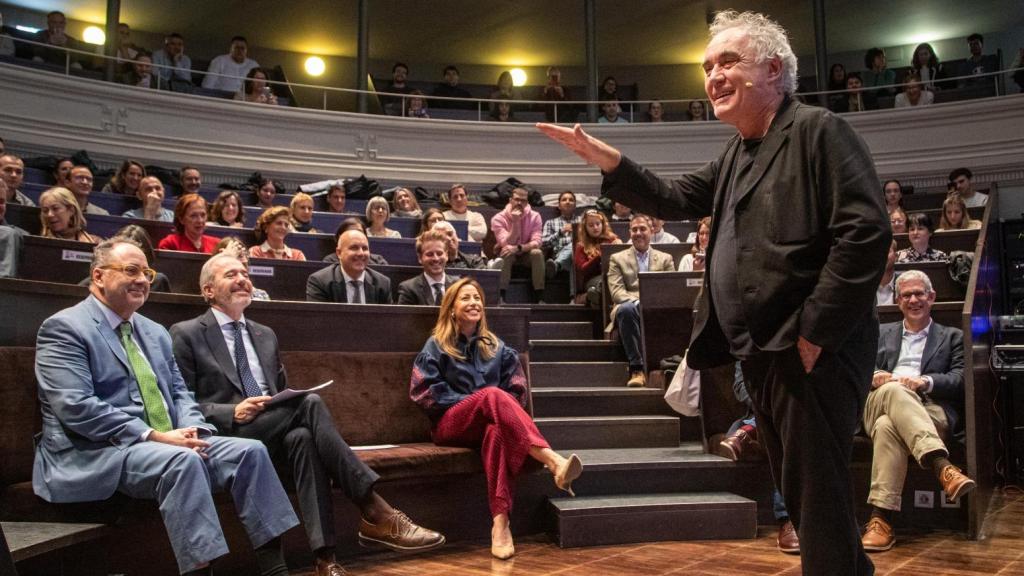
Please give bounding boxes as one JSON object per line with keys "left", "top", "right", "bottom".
{"left": 531, "top": 340, "right": 627, "bottom": 362}
{"left": 535, "top": 415, "right": 680, "bottom": 449}
{"left": 530, "top": 321, "right": 593, "bottom": 340}
{"left": 531, "top": 361, "right": 630, "bottom": 388}
{"left": 532, "top": 387, "right": 673, "bottom": 417}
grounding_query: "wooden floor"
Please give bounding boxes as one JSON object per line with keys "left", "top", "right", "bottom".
{"left": 297, "top": 488, "right": 1024, "bottom": 576}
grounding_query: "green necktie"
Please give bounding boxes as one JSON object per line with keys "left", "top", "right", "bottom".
{"left": 118, "top": 322, "right": 173, "bottom": 433}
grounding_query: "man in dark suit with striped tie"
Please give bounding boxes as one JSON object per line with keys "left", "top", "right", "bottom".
{"left": 305, "top": 229, "right": 392, "bottom": 304}
{"left": 397, "top": 229, "right": 459, "bottom": 305}
{"left": 171, "top": 254, "right": 444, "bottom": 576}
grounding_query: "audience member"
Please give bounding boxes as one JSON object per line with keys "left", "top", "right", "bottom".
{"left": 31, "top": 11, "right": 86, "bottom": 68}
{"left": 120, "top": 51, "right": 156, "bottom": 89}
{"left": 39, "top": 187, "right": 101, "bottom": 244}
{"left": 393, "top": 187, "right": 423, "bottom": 218}
{"left": 405, "top": 90, "right": 430, "bottom": 118}
{"left": 599, "top": 75, "right": 618, "bottom": 100}
{"left": 102, "top": 160, "right": 146, "bottom": 195}
{"left": 937, "top": 194, "right": 980, "bottom": 231}
{"left": 398, "top": 230, "right": 457, "bottom": 305}
{"left": 209, "top": 189, "right": 245, "bottom": 227}
{"left": 211, "top": 236, "right": 270, "bottom": 301}
{"left": 81, "top": 224, "right": 171, "bottom": 292}
{"left": 890, "top": 207, "right": 908, "bottom": 234}
{"left": 598, "top": 99, "right": 629, "bottom": 123}
{"left": 948, "top": 167, "right": 987, "bottom": 207}
{"left": 289, "top": 192, "right": 318, "bottom": 233}
{"left": 443, "top": 184, "right": 487, "bottom": 242}
{"left": 649, "top": 217, "right": 680, "bottom": 244}
{"left": 306, "top": 230, "right": 392, "bottom": 303}
{"left": 152, "top": 32, "right": 193, "bottom": 87}
{"left": 158, "top": 193, "right": 219, "bottom": 253}
{"left": 573, "top": 209, "right": 619, "bottom": 306}
{"left": 861, "top": 270, "right": 975, "bottom": 552}
{"left": 957, "top": 33, "right": 999, "bottom": 87}
{"left": 862, "top": 48, "right": 896, "bottom": 96}
{"left": 69, "top": 165, "right": 109, "bottom": 215}
{"left": 0, "top": 154, "right": 35, "bottom": 206}
{"left": 250, "top": 206, "right": 306, "bottom": 260}
{"left": 909, "top": 43, "right": 947, "bottom": 91}
{"left": 606, "top": 215, "right": 675, "bottom": 387}
{"left": 33, "top": 238, "right": 300, "bottom": 575}
{"left": 171, "top": 254, "right": 445, "bottom": 575}
{"left": 610, "top": 201, "right": 632, "bottom": 221}
{"left": 0, "top": 183, "right": 26, "bottom": 278}
{"left": 893, "top": 73, "right": 934, "bottom": 108}
{"left": 431, "top": 65, "right": 472, "bottom": 109}
{"left": 52, "top": 158, "right": 74, "bottom": 189}
{"left": 836, "top": 72, "right": 878, "bottom": 112}
{"left": 489, "top": 101, "right": 514, "bottom": 122}
{"left": 897, "top": 213, "right": 948, "bottom": 263}
{"left": 365, "top": 196, "right": 401, "bottom": 238}
{"left": 321, "top": 219, "right": 389, "bottom": 267}
{"left": 180, "top": 166, "right": 203, "bottom": 195}
{"left": 686, "top": 100, "right": 707, "bottom": 121}
{"left": 383, "top": 62, "right": 413, "bottom": 116}
{"left": 883, "top": 180, "right": 904, "bottom": 214}
{"left": 114, "top": 23, "right": 142, "bottom": 63}
{"left": 123, "top": 176, "right": 174, "bottom": 222}
{"left": 827, "top": 62, "right": 848, "bottom": 111}
{"left": 326, "top": 183, "right": 347, "bottom": 213}
{"left": 541, "top": 190, "right": 579, "bottom": 278}
{"left": 235, "top": 67, "right": 278, "bottom": 105}
{"left": 410, "top": 277, "right": 582, "bottom": 560}
{"left": 492, "top": 187, "right": 545, "bottom": 303}
{"left": 678, "top": 217, "right": 711, "bottom": 271}
{"left": 433, "top": 220, "right": 486, "bottom": 269}
{"left": 255, "top": 178, "right": 279, "bottom": 208}
{"left": 877, "top": 240, "right": 898, "bottom": 305}
{"left": 488, "top": 71, "right": 520, "bottom": 115}
{"left": 421, "top": 207, "right": 445, "bottom": 233}
{"left": 540, "top": 66, "right": 573, "bottom": 123}
{"left": 202, "top": 36, "right": 260, "bottom": 93}
{"left": 646, "top": 101, "right": 665, "bottom": 122}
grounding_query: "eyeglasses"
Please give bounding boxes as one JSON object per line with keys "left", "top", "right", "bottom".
{"left": 99, "top": 263, "right": 158, "bottom": 283}
{"left": 898, "top": 290, "right": 929, "bottom": 302}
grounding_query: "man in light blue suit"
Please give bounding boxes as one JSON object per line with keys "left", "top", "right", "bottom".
{"left": 33, "top": 237, "right": 300, "bottom": 576}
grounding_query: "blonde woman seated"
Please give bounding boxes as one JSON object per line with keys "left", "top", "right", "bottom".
{"left": 410, "top": 278, "right": 582, "bottom": 560}
{"left": 249, "top": 206, "right": 306, "bottom": 260}
{"left": 679, "top": 216, "right": 711, "bottom": 271}
{"left": 897, "top": 213, "right": 948, "bottom": 263}
{"left": 937, "top": 195, "right": 980, "bottom": 231}
{"left": 289, "top": 192, "right": 319, "bottom": 233}
{"left": 365, "top": 196, "right": 401, "bottom": 238}
{"left": 392, "top": 187, "right": 423, "bottom": 218}
{"left": 39, "top": 187, "right": 102, "bottom": 244}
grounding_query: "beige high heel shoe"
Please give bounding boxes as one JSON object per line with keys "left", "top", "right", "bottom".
{"left": 554, "top": 453, "right": 583, "bottom": 496}
{"left": 491, "top": 541, "right": 515, "bottom": 560}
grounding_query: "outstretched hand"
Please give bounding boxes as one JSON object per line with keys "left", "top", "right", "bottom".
{"left": 536, "top": 123, "right": 623, "bottom": 174}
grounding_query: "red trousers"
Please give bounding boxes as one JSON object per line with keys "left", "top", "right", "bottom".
{"left": 432, "top": 387, "right": 549, "bottom": 517}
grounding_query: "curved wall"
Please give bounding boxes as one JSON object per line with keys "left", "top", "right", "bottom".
{"left": 2, "top": 63, "right": 1022, "bottom": 193}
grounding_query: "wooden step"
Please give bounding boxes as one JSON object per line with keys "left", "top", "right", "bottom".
{"left": 531, "top": 340, "right": 626, "bottom": 362}
{"left": 549, "top": 492, "right": 757, "bottom": 547}
{"left": 530, "top": 321, "right": 594, "bottom": 340}
{"left": 531, "top": 362, "right": 630, "bottom": 388}
{"left": 535, "top": 416, "right": 679, "bottom": 449}
{"left": 504, "top": 303, "right": 601, "bottom": 324}
{"left": 532, "top": 387, "right": 672, "bottom": 417}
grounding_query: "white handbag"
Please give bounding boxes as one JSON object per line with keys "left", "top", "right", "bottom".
{"left": 664, "top": 354, "right": 701, "bottom": 417}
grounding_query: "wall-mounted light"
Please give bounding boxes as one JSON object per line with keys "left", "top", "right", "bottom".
{"left": 509, "top": 68, "right": 527, "bottom": 87}
{"left": 305, "top": 56, "right": 326, "bottom": 77}
{"left": 82, "top": 26, "right": 106, "bottom": 45}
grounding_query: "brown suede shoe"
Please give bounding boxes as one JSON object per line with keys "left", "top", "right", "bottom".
{"left": 315, "top": 560, "right": 349, "bottom": 576}
{"left": 718, "top": 428, "right": 762, "bottom": 462}
{"left": 358, "top": 510, "right": 446, "bottom": 552}
{"left": 940, "top": 465, "right": 977, "bottom": 503}
{"left": 861, "top": 516, "right": 895, "bottom": 552}
{"left": 626, "top": 370, "right": 646, "bottom": 388}
{"left": 776, "top": 520, "right": 800, "bottom": 554}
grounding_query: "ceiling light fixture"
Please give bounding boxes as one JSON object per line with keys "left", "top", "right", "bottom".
{"left": 305, "top": 56, "right": 326, "bottom": 77}
{"left": 509, "top": 68, "right": 527, "bottom": 87}
{"left": 82, "top": 26, "right": 105, "bottom": 45}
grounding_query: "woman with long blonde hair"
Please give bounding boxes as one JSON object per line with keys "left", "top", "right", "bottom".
{"left": 573, "top": 209, "right": 620, "bottom": 305}
{"left": 410, "top": 278, "right": 582, "bottom": 561}
{"left": 39, "top": 187, "right": 102, "bottom": 243}
{"left": 937, "top": 194, "right": 980, "bottom": 231}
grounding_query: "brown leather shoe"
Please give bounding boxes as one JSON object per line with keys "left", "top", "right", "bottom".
{"left": 315, "top": 560, "right": 349, "bottom": 576}
{"left": 862, "top": 516, "right": 895, "bottom": 552}
{"left": 776, "top": 520, "right": 799, "bottom": 554}
{"left": 940, "top": 465, "right": 977, "bottom": 503}
{"left": 718, "top": 428, "right": 762, "bottom": 462}
{"left": 626, "top": 370, "right": 646, "bottom": 387}
{"left": 358, "top": 510, "right": 446, "bottom": 552}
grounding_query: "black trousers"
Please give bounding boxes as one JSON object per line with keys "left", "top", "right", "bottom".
{"left": 741, "top": 341, "right": 875, "bottom": 576}
{"left": 237, "top": 393, "right": 380, "bottom": 551}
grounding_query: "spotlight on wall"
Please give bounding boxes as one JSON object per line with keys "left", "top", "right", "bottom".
{"left": 305, "top": 56, "right": 326, "bottom": 77}
{"left": 509, "top": 68, "right": 527, "bottom": 87}
{"left": 82, "top": 26, "right": 106, "bottom": 45}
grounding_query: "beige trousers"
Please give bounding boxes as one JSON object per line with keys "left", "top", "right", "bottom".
{"left": 862, "top": 381, "right": 949, "bottom": 511}
{"left": 499, "top": 248, "right": 545, "bottom": 290}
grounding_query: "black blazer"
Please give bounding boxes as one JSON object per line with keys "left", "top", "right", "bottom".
{"left": 170, "top": 309, "right": 287, "bottom": 433}
{"left": 305, "top": 264, "right": 393, "bottom": 304}
{"left": 875, "top": 320, "right": 965, "bottom": 435}
{"left": 397, "top": 273, "right": 459, "bottom": 305}
{"left": 603, "top": 97, "right": 891, "bottom": 368}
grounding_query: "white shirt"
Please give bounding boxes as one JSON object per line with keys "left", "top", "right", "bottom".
{"left": 890, "top": 319, "right": 934, "bottom": 393}
{"left": 894, "top": 90, "right": 934, "bottom": 108}
{"left": 202, "top": 54, "right": 259, "bottom": 92}
{"left": 876, "top": 277, "right": 895, "bottom": 305}
{"left": 341, "top": 268, "right": 368, "bottom": 303}
{"left": 635, "top": 249, "right": 650, "bottom": 273}
{"left": 963, "top": 192, "right": 988, "bottom": 208}
{"left": 424, "top": 272, "right": 447, "bottom": 302}
{"left": 651, "top": 230, "right": 681, "bottom": 244}
{"left": 443, "top": 209, "right": 487, "bottom": 242}
{"left": 211, "top": 307, "right": 269, "bottom": 395}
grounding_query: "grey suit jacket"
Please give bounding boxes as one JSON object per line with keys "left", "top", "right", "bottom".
{"left": 606, "top": 246, "right": 674, "bottom": 327}
{"left": 33, "top": 296, "right": 211, "bottom": 503}
{"left": 875, "top": 320, "right": 965, "bottom": 434}
{"left": 397, "top": 273, "right": 459, "bottom": 305}
{"left": 170, "top": 309, "right": 286, "bottom": 433}
{"left": 305, "top": 264, "right": 393, "bottom": 304}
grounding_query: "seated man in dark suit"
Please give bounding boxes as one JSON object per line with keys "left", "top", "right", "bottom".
{"left": 34, "top": 238, "right": 300, "bottom": 576}
{"left": 322, "top": 218, "right": 389, "bottom": 266}
{"left": 397, "top": 229, "right": 458, "bottom": 305}
{"left": 861, "top": 270, "right": 975, "bottom": 552}
{"left": 606, "top": 214, "right": 675, "bottom": 387}
{"left": 172, "top": 254, "right": 445, "bottom": 576}
{"left": 306, "top": 229, "right": 392, "bottom": 303}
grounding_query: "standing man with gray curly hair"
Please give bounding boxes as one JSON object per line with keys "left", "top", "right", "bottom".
{"left": 539, "top": 10, "right": 890, "bottom": 575}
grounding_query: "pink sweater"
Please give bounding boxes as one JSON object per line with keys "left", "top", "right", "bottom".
{"left": 491, "top": 204, "right": 542, "bottom": 250}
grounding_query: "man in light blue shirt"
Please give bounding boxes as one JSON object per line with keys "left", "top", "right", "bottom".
{"left": 152, "top": 32, "right": 193, "bottom": 87}
{"left": 122, "top": 176, "right": 174, "bottom": 222}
